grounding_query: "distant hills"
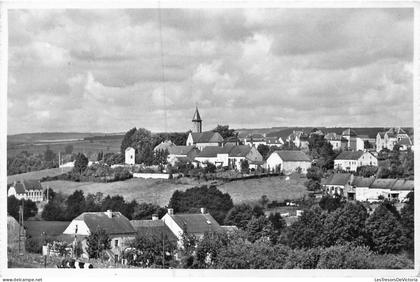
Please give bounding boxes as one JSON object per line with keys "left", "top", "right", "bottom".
{"left": 7, "top": 132, "right": 124, "bottom": 144}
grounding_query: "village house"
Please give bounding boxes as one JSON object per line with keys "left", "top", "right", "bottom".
{"left": 334, "top": 151, "right": 377, "bottom": 172}
{"left": 323, "top": 173, "right": 352, "bottom": 196}
{"left": 243, "top": 133, "right": 266, "bottom": 147}
{"left": 63, "top": 210, "right": 137, "bottom": 261}
{"left": 324, "top": 132, "right": 347, "bottom": 151}
{"left": 194, "top": 144, "right": 263, "bottom": 171}
{"left": 341, "top": 128, "right": 364, "bottom": 151}
{"left": 167, "top": 146, "right": 200, "bottom": 166}
{"left": 286, "top": 131, "right": 309, "bottom": 150}
{"left": 376, "top": 127, "right": 412, "bottom": 152}
{"left": 265, "top": 150, "right": 312, "bottom": 174}
{"left": 161, "top": 208, "right": 223, "bottom": 245}
{"left": 8, "top": 180, "right": 44, "bottom": 202}
{"left": 153, "top": 140, "right": 175, "bottom": 152}
{"left": 265, "top": 136, "right": 284, "bottom": 147}
{"left": 323, "top": 174, "right": 413, "bottom": 202}
{"left": 125, "top": 147, "right": 135, "bottom": 165}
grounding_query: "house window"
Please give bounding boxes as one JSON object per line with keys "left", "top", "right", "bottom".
{"left": 114, "top": 239, "right": 119, "bottom": 247}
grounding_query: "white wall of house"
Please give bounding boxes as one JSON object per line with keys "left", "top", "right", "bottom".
{"left": 356, "top": 188, "right": 391, "bottom": 202}
{"left": 266, "top": 153, "right": 283, "bottom": 172}
{"left": 324, "top": 185, "right": 346, "bottom": 196}
{"left": 196, "top": 143, "right": 220, "bottom": 150}
{"left": 334, "top": 159, "right": 358, "bottom": 171}
{"left": 7, "top": 187, "right": 26, "bottom": 200}
{"left": 63, "top": 220, "right": 91, "bottom": 236}
{"left": 125, "top": 147, "right": 135, "bottom": 165}
{"left": 244, "top": 140, "right": 266, "bottom": 147}
{"left": 356, "top": 138, "right": 365, "bottom": 151}
{"left": 328, "top": 140, "right": 342, "bottom": 150}
{"left": 358, "top": 152, "right": 378, "bottom": 167}
{"left": 161, "top": 214, "right": 184, "bottom": 247}
{"left": 186, "top": 134, "right": 194, "bottom": 146}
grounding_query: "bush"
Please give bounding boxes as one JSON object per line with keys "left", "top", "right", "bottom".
{"left": 284, "top": 248, "right": 320, "bottom": 269}
{"left": 25, "top": 237, "right": 43, "bottom": 254}
{"left": 370, "top": 254, "right": 414, "bottom": 269}
{"left": 316, "top": 244, "right": 373, "bottom": 269}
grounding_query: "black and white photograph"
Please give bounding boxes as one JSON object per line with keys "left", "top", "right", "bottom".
{"left": 1, "top": 1, "right": 418, "bottom": 281}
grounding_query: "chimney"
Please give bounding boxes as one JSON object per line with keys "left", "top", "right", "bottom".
{"left": 106, "top": 210, "right": 113, "bottom": 218}
{"left": 152, "top": 214, "right": 159, "bottom": 221}
{"left": 168, "top": 208, "right": 174, "bottom": 215}
{"left": 200, "top": 207, "right": 206, "bottom": 214}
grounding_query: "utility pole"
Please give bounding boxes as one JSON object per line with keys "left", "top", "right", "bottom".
{"left": 162, "top": 232, "right": 165, "bottom": 269}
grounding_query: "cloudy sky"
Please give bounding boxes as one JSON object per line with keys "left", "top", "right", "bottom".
{"left": 8, "top": 8, "right": 414, "bottom": 135}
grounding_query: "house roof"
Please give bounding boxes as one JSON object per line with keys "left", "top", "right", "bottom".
{"left": 73, "top": 212, "right": 136, "bottom": 235}
{"left": 196, "top": 145, "right": 252, "bottom": 158}
{"left": 169, "top": 213, "right": 222, "bottom": 234}
{"left": 245, "top": 133, "right": 265, "bottom": 141}
{"left": 190, "top": 131, "right": 224, "bottom": 144}
{"left": 273, "top": 150, "right": 311, "bottom": 162}
{"left": 378, "top": 132, "right": 386, "bottom": 138}
{"left": 192, "top": 107, "right": 202, "bottom": 121}
{"left": 125, "top": 147, "right": 135, "bottom": 152}
{"left": 351, "top": 176, "right": 375, "bottom": 187}
{"left": 153, "top": 140, "right": 175, "bottom": 152}
{"left": 265, "top": 137, "right": 283, "bottom": 144}
{"left": 22, "top": 180, "right": 43, "bottom": 191}
{"left": 130, "top": 220, "right": 178, "bottom": 242}
{"left": 342, "top": 128, "right": 358, "bottom": 137}
{"left": 324, "top": 173, "right": 352, "bottom": 186}
{"left": 196, "top": 146, "right": 225, "bottom": 158}
{"left": 335, "top": 151, "right": 364, "bottom": 160}
{"left": 168, "top": 145, "right": 196, "bottom": 156}
{"left": 228, "top": 145, "right": 252, "bottom": 158}
{"left": 11, "top": 183, "right": 26, "bottom": 194}
{"left": 370, "top": 179, "right": 397, "bottom": 189}
{"left": 397, "top": 138, "right": 412, "bottom": 146}
{"left": 220, "top": 225, "right": 239, "bottom": 233}
{"left": 390, "top": 179, "right": 414, "bottom": 191}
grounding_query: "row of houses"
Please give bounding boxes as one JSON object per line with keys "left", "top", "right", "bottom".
{"left": 61, "top": 208, "right": 235, "bottom": 261}
{"left": 323, "top": 173, "right": 414, "bottom": 202}
{"left": 7, "top": 180, "right": 44, "bottom": 202}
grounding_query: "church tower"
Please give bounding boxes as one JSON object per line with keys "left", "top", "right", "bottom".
{"left": 192, "top": 106, "right": 202, "bottom": 133}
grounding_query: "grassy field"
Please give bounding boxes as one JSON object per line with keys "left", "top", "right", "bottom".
{"left": 217, "top": 175, "right": 308, "bottom": 204}
{"left": 43, "top": 175, "right": 307, "bottom": 207}
{"left": 7, "top": 167, "right": 73, "bottom": 184}
{"left": 24, "top": 221, "right": 71, "bottom": 239}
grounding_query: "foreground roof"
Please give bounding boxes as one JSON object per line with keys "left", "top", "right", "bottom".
{"left": 168, "top": 145, "right": 196, "bottom": 155}
{"left": 351, "top": 176, "right": 375, "bottom": 188}
{"left": 273, "top": 150, "right": 311, "bottom": 162}
{"left": 324, "top": 173, "right": 352, "bottom": 186}
{"left": 130, "top": 220, "right": 178, "bottom": 242}
{"left": 169, "top": 213, "right": 222, "bottom": 234}
{"left": 74, "top": 212, "right": 136, "bottom": 235}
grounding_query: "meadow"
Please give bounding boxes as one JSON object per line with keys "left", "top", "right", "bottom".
{"left": 43, "top": 175, "right": 308, "bottom": 207}
{"left": 7, "top": 167, "right": 73, "bottom": 184}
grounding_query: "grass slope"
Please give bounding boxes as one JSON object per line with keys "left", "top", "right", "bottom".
{"left": 7, "top": 167, "right": 73, "bottom": 184}
{"left": 43, "top": 175, "right": 307, "bottom": 207}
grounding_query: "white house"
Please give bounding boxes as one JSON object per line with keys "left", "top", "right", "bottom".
{"left": 194, "top": 145, "right": 263, "bottom": 171}
{"left": 167, "top": 146, "right": 200, "bottom": 166}
{"left": 186, "top": 131, "right": 224, "bottom": 150}
{"left": 161, "top": 208, "right": 223, "bottom": 245}
{"left": 125, "top": 147, "right": 135, "bottom": 165}
{"left": 63, "top": 210, "right": 137, "bottom": 260}
{"left": 265, "top": 136, "right": 284, "bottom": 147}
{"left": 351, "top": 178, "right": 413, "bottom": 202}
{"left": 323, "top": 173, "right": 352, "bottom": 196}
{"left": 266, "top": 150, "right": 312, "bottom": 174}
{"left": 334, "top": 151, "right": 377, "bottom": 172}
{"left": 324, "top": 132, "right": 346, "bottom": 151}
{"left": 376, "top": 128, "right": 412, "bottom": 152}
{"left": 8, "top": 180, "right": 44, "bottom": 202}
{"left": 243, "top": 133, "right": 266, "bottom": 147}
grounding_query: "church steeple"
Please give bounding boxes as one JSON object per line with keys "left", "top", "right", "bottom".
{"left": 192, "top": 106, "right": 202, "bottom": 133}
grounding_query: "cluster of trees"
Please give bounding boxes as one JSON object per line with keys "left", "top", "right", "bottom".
{"left": 7, "top": 196, "right": 38, "bottom": 221}
{"left": 377, "top": 147, "right": 414, "bottom": 179}
{"left": 41, "top": 189, "right": 165, "bottom": 221}
{"left": 7, "top": 147, "right": 59, "bottom": 175}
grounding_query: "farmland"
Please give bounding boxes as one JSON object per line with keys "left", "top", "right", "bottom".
{"left": 42, "top": 175, "right": 308, "bottom": 207}
{"left": 7, "top": 167, "right": 73, "bottom": 184}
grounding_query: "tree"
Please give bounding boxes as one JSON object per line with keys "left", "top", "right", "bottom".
{"left": 73, "top": 153, "right": 89, "bottom": 175}
{"left": 7, "top": 196, "right": 38, "bottom": 221}
{"left": 101, "top": 195, "right": 134, "bottom": 219}
{"left": 132, "top": 203, "right": 166, "bottom": 220}
{"left": 212, "top": 125, "right": 235, "bottom": 139}
{"left": 86, "top": 227, "right": 111, "bottom": 259}
{"left": 319, "top": 194, "right": 344, "bottom": 213}
{"left": 322, "top": 202, "right": 368, "bottom": 247}
{"left": 65, "top": 190, "right": 86, "bottom": 220}
{"left": 44, "top": 145, "right": 56, "bottom": 162}
{"left": 240, "top": 159, "right": 249, "bottom": 173}
{"left": 268, "top": 212, "right": 286, "bottom": 233}
{"left": 64, "top": 144, "right": 74, "bottom": 154}
{"left": 195, "top": 231, "right": 230, "bottom": 268}
{"left": 305, "top": 166, "right": 323, "bottom": 191}
{"left": 126, "top": 234, "right": 176, "bottom": 268}
{"left": 168, "top": 185, "right": 234, "bottom": 224}
{"left": 257, "top": 144, "right": 270, "bottom": 160}
{"left": 224, "top": 204, "right": 265, "bottom": 229}
{"left": 400, "top": 192, "right": 414, "bottom": 256}
{"left": 365, "top": 205, "right": 404, "bottom": 254}
{"left": 285, "top": 207, "right": 325, "bottom": 249}
{"left": 308, "top": 135, "right": 336, "bottom": 170}
{"left": 245, "top": 216, "right": 277, "bottom": 244}
{"left": 316, "top": 243, "right": 373, "bottom": 269}
{"left": 356, "top": 165, "right": 378, "bottom": 177}
{"left": 121, "top": 127, "right": 137, "bottom": 153}
{"left": 43, "top": 187, "right": 56, "bottom": 202}
{"left": 42, "top": 200, "right": 66, "bottom": 221}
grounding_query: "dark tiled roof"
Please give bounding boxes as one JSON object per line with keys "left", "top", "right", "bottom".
{"left": 74, "top": 212, "right": 136, "bottom": 235}
{"left": 228, "top": 145, "right": 251, "bottom": 158}
{"left": 378, "top": 132, "right": 386, "bottom": 138}
{"left": 11, "top": 183, "right": 26, "bottom": 194}
{"left": 335, "top": 151, "right": 364, "bottom": 160}
{"left": 191, "top": 131, "right": 224, "bottom": 143}
{"left": 390, "top": 179, "right": 414, "bottom": 191}
{"left": 168, "top": 146, "right": 196, "bottom": 155}
{"left": 169, "top": 213, "right": 222, "bottom": 234}
{"left": 22, "top": 180, "right": 43, "bottom": 191}
{"left": 398, "top": 138, "right": 412, "bottom": 146}
{"left": 370, "top": 179, "right": 397, "bottom": 189}
{"left": 131, "top": 220, "right": 178, "bottom": 243}
{"left": 273, "top": 150, "right": 311, "bottom": 162}
{"left": 351, "top": 176, "right": 375, "bottom": 187}
{"left": 196, "top": 146, "right": 224, "bottom": 158}
{"left": 324, "top": 173, "right": 351, "bottom": 186}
